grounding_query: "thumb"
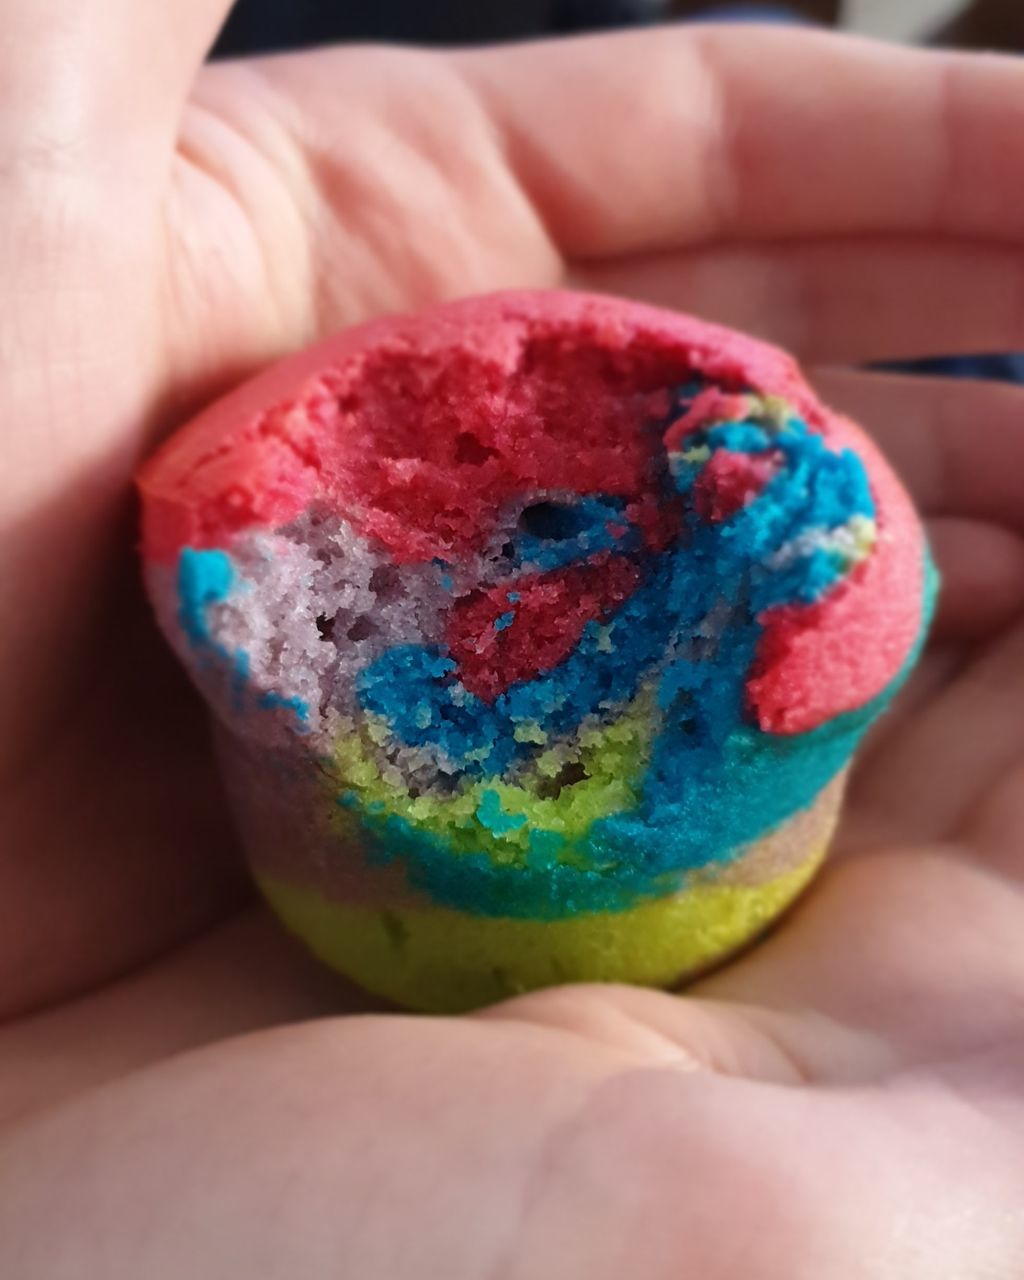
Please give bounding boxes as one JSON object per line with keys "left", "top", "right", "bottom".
{"left": 0, "top": 0, "right": 234, "bottom": 187}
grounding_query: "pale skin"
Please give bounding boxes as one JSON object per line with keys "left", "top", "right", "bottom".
{"left": 2, "top": 3, "right": 1024, "bottom": 1275}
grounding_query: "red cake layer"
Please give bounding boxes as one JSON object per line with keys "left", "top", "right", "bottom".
{"left": 138, "top": 290, "right": 927, "bottom": 734}
{"left": 445, "top": 554, "right": 641, "bottom": 703}
{"left": 139, "top": 292, "right": 815, "bottom": 565}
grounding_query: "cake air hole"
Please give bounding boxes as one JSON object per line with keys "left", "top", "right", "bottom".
{"left": 518, "top": 501, "right": 585, "bottom": 542}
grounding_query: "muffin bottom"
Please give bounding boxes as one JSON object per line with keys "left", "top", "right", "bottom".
{"left": 257, "top": 788, "right": 839, "bottom": 1012}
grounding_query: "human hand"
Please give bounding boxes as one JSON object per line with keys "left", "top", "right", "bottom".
{"left": 2, "top": 8, "right": 1024, "bottom": 1275}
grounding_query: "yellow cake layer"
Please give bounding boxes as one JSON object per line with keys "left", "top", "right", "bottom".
{"left": 259, "top": 843, "right": 826, "bottom": 1013}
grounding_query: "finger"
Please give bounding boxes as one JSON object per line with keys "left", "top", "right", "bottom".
{"left": 459, "top": 27, "right": 1024, "bottom": 258}
{"left": 960, "top": 760, "right": 1024, "bottom": 872}
{"left": 577, "top": 238, "right": 1024, "bottom": 363}
{"left": 0, "top": 1, "right": 233, "bottom": 179}
{"left": 5, "top": 997, "right": 1020, "bottom": 1280}
{"left": 846, "top": 618, "right": 1024, "bottom": 846}
{"left": 0, "top": 910, "right": 377, "bottom": 1125}
{"left": 927, "top": 518, "right": 1024, "bottom": 640}
{"left": 0, "top": 1013, "right": 711, "bottom": 1280}
{"left": 693, "top": 847, "right": 1024, "bottom": 1079}
{"left": 0, "top": 610, "right": 250, "bottom": 1020}
{"left": 837, "top": 644, "right": 964, "bottom": 799}
{"left": 810, "top": 371, "right": 1024, "bottom": 533}
{"left": 838, "top": 592, "right": 1009, "bottom": 856}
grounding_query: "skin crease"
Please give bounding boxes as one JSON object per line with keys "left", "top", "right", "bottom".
{"left": 3, "top": 3, "right": 1024, "bottom": 1275}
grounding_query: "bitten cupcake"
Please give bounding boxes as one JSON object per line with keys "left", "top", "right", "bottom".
{"left": 138, "top": 290, "right": 935, "bottom": 1012}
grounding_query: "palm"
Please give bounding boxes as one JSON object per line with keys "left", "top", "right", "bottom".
{"left": 3, "top": 19, "right": 1024, "bottom": 1278}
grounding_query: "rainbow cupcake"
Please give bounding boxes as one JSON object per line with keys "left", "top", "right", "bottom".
{"left": 139, "top": 291, "right": 934, "bottom": 1011}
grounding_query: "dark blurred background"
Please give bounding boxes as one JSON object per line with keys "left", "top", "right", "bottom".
{"left": 212, "top": 0, "right": 1023, "bottom": 57}
{"left": 212, "top": 2, "right": 826, "bottom": 55}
